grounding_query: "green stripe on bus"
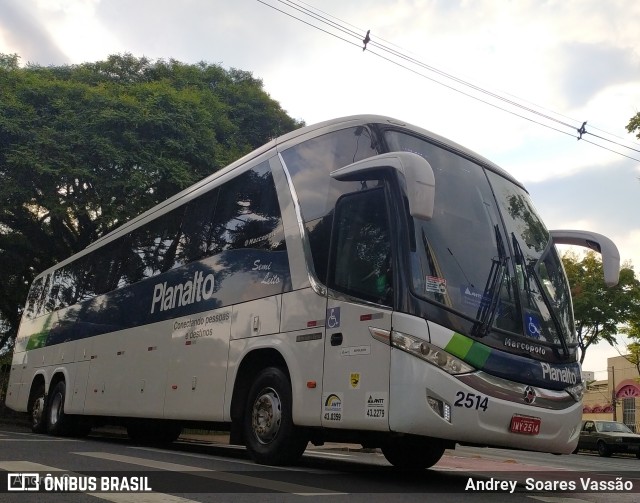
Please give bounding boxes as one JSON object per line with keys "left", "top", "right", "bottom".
{"left": 445, "top": 332, "right": 473, "bottom": 359}
{"left": 445, "top": 332, "right": 491, "bottom": 369}
{"left": 465, "top": 342, "right": 491, "bottom": 368}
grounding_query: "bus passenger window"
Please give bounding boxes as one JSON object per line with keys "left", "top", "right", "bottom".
{"left": 211, "top": 163, "right": 285, "bottom": 253}
{"left": 329, "top": 188, "right": 393, "bottom": 307}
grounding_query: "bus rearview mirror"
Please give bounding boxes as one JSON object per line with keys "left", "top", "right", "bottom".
{"left": 550, "top": 229, "right": 620, "bottom": 287}
{"left": 330, "top": 152, "right": 436, "bottom": 220}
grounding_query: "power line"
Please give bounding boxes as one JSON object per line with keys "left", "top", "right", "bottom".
{"left": 256, "top": 0, "right": 361, "bottom": 50}
{"left": 259, "top": 0, "right": 640, "bottom": 163}
{"left": 585, "top": 131, "right": 640, "bottom": 155}
{"left": 267, "top": 1, "right": 580, "bottom": 133}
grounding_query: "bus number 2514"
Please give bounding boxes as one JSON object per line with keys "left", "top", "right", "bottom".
{"left": 454, "top": 392, "right": 489, "bottom": 412}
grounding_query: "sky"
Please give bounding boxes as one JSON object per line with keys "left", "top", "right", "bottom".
{"left": 1, "top": 0, "right": 640, "bottom": 378}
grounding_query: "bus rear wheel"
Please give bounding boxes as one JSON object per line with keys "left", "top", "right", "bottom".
{"left": 243, "top": 367, "right": 307, "bottom": 466}
{"left": 28, "top": 383, "right": 47, "bottom": 433}
{"left": 47, "top": 381, "right": 73, "bottom": 436}
{"left": 382, "top": 435, "right": 445, "bottom": 470}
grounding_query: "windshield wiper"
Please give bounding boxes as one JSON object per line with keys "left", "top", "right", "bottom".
{"left": 473, "top": 225, "right": 508, "bottom": 338}
{"left": 512, "top": 233, "right": 569, "bottom": 357}
{"left": 511, "top": 233, "right": 534, "bottom": 303}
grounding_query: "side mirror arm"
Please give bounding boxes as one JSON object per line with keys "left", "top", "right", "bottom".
{"left": 550, "top": 230, "right": 620, "bottom": 287}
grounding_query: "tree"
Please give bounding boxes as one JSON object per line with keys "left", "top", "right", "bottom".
{"left": 627, "top": 112, "right": 640, "bottom": 140}
{"left": 562, "top": 251, "right": 640, "bottom": 364}
{"left": 0, "top": 54, "right": 303, "bottom": 353}
{"left": 621, "top": 319, "right": 640, "bottom": 374}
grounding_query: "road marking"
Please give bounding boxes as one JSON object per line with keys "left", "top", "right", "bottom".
{"left": 0, "top": 461, "right": 208, "bottom": 503}
{"left": 87, "top": 493, "right": 199, "bottom": 503}
{"left": 0, "top": 430, "right": 77, "bottom": 441}
{"left": 129, "top": 445, "right": 328, "bottom": 473}
{"left": 75, "top": 452, "right": 210, "bottom": 472}
{"left": 75, "top": 451, "right": 346, "bottom": 495}
{"left": 305, "top": 451, "right": 351, "bottom": 458}
{"left": 0, "top": 430, "right": 41, "bottom": 436}
{"left": 0, "top": 461, "right": 62, "bottom": 472}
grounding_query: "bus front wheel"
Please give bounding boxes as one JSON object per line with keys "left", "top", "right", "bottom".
{"left": 243, "top": 367, "right": 307, "bottom": 466}
{"left": 382, "top": 435, "right": 445, "bottom": 470}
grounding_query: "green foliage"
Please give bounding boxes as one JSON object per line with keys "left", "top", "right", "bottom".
{"left": 0, "top": 53, "right": 303, "bottom": 353}
{"left": 0, "top": 54, "right": 19, "bottom": 71}
{"left": 562, "top": 251, "right": 640, "bottom": 364}
{"left": 626, "top": 340, "right": 640, "bottom": 375}
{"left": 627, "top": 112, "right": 640, "bottom": 140}
{"left": 621, "top": 319, "right": 640, "bottom": 374}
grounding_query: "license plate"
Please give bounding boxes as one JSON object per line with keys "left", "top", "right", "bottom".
{"left": 510, "top": 414, "right": 541, "bottom": 435}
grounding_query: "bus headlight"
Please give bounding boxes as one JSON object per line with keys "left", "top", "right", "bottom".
{"left": 391, "top": 331, "right": 474, "bottom": 375}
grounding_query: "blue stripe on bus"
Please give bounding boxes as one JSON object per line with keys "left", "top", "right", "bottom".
{"left": 25, "top": 249, "right": 291, "bottom": 350}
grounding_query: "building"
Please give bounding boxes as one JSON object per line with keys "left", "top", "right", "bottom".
{"left": 583, "top": 355, "right": 640, "bottom": 431}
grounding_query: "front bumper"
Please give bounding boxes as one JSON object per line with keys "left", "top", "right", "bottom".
{"left": 389, "top": 349, "right": 581, "bottom": 454}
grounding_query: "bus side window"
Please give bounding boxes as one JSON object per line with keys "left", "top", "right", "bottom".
{"left": 328, "top": 188, "right": 393, "bottom": 307}
{"left": 212, "top": 163, "right": 286, "bottom": 253}
{"left": 25, "top": 276, "right": 46, "bottom": 319}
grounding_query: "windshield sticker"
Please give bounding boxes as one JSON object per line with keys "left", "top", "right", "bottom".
{"left": 461, "top": 286, "right": 489, "bottom": 308}
{"left": 426, "top": 276, "right": 447, "bottom": 294}
{"left": 525, "top": 313, "right": 542, "bottom": 339}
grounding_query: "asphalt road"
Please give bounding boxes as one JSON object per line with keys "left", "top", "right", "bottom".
{"left": 1, "top": 422, "right": 640, "bottom": 502}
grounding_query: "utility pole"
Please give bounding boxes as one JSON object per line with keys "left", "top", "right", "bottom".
{"left": 611, "top": 365, "right": 617, "bottom": 421}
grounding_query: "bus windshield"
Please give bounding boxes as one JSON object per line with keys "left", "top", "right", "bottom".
{"left": 385, "top": 130, "right": 575, "bottom": 354}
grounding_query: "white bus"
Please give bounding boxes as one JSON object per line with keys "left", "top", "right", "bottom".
{"left": 5, "top": 115, "right": 619, "bottom": 468}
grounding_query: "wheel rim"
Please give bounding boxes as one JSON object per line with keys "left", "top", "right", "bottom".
{"left": 251, "top": 387, "right": 282, "bottom": 445}
{"left": 49, "top": 391, "right": 63, "bottom": 427}
{"left": 32, "top": 396, "right": 44, "bottom": 428}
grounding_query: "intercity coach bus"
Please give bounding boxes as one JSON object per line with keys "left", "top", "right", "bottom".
{"left": 5, "top": 115, "right": 619, "bottom": 468}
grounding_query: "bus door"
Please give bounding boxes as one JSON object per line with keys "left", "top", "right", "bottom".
{"left": 322, "top": 187, "right": 393, "bottom": 430}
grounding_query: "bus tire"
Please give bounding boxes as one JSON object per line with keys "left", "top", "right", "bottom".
{"left": 47, "top": 381, "right": 72, "bottom": 436}
{"left": 243, "top": 367, "right": 307, "bottom": 466}
{"left": 28, "top": 382, "right": 47, "bottom": 434}
{"left": 382, "top": 435, "right": 445, "bottom": 470}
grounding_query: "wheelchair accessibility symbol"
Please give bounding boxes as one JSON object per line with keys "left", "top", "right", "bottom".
{"left": 526, "top": 313, "right": 542, "bottom": 339}
{"left": 327, "top": 307, "right": 341, "bottom": 329}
